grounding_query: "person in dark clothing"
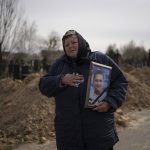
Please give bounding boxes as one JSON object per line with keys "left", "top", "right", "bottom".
{"left": 39, "top": 30, "right": 128, "bottom": 150}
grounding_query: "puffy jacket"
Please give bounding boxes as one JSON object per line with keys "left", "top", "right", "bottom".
{"left": 39, "top": 51, "right": 128, "bottom": 150}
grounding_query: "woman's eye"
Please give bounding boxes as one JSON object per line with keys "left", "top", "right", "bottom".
{"left": 65, "top": 41, "right": 77, "bottom": 47}
{"left": 73, "top": 42, "right": 77, "bottom": 44}
{"left": 65, "top": 44, "right": 69, "bottom": 47}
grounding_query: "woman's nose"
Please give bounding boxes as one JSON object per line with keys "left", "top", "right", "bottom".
{"left": 68, "top": 43, "right": 73, "bottom": 48}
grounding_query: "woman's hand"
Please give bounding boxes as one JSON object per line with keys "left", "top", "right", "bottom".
{"left": 93, "top": 101, "right": 111, "bottom": 112}
{"left": 62, "top": 73, "right": 84, "bottom": 87}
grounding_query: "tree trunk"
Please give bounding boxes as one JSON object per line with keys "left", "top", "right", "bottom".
{"left": 0, "top": 43, "right": 2, "bottom": 63}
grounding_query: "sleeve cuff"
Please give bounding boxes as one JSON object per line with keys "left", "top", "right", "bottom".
{"left": 103, "top": 97, "right": 118, "bottom": 112}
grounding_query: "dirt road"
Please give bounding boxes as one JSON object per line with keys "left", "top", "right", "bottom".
{"left": 13, "top": 109, "right": 150, "bottom": 150}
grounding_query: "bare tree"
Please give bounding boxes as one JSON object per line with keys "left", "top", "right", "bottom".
{"left": 106, "top": 44, "right": 117, "bottom": 60}
{"left": 45, "top": 31, "right": 61, "bottom": 51}
{"left": 0, "top": 0, "right": 24, "bottom": 63}
{"left": 122, "top": 41, "right": 147, "bottom": 66}
{"left": 148, "top": 49, "right": 150, "bottom": 66}
{"left": 38, "top": 31, "right": 61, "bottom": 52}
{"left": 16, "top": 21, "right": 38, "bottom": 54}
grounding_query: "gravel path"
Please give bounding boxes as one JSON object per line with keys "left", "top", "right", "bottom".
{"left": 13, "top": 109, "right": 150, "bottom": 150}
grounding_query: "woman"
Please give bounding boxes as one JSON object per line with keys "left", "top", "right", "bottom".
{"left": 39, "top": 30, "right": 128, "bottom": 150}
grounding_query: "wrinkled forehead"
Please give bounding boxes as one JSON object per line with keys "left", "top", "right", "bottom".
{"left": 64, "top": 35, "right": 78, "bottom": 42}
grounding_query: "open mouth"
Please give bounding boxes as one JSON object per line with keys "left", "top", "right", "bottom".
{"left": 70, "top": 50, "right": 77, "bottom": 53}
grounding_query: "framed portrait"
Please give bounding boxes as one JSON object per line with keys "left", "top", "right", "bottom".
{"left": 85, "top": 61, "right": 112, "bottom": 108}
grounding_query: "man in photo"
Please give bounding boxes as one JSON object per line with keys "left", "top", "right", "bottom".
{"left": 89, "top": 70, "right": 106, "bottom": 106}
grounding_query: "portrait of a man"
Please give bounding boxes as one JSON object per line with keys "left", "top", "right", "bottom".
{"left": 85, "top": 61, "right": 112, "bottom": 108}
{"left": 89, "top": 71, "right": 105, "bottom": 105}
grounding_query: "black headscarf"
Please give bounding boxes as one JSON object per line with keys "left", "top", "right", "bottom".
{"left": 62, "top": 30, "right": 91, "bottom": 60}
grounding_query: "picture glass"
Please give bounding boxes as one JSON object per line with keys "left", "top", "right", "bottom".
{"left": 85, "top": 61, "right": 112, "bottom": 108}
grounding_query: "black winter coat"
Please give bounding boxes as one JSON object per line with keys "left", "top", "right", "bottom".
{"left": 39, "top": 51, "right": 128, "bottom": 150}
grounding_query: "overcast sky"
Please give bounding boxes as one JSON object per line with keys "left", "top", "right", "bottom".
{"left": 20, "top": 0, "right": 150, "bottom": 52}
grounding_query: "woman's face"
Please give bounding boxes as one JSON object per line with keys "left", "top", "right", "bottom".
{"left": 93, "top": 74, "right": 103, "bottom": 93}
{"left": 64, "top": 35, "right": 79, "bottom": 58}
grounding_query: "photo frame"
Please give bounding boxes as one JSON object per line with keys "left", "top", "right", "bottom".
{"left": 85, "top": 61, "right": 112, "bottom": 108}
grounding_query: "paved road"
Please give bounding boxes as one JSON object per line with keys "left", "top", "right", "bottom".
{"left": 115, "top": 109, "right": 150, "bottom": 150}
{"left": 13, "top": 109, "right": 150, "bottom": 150}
